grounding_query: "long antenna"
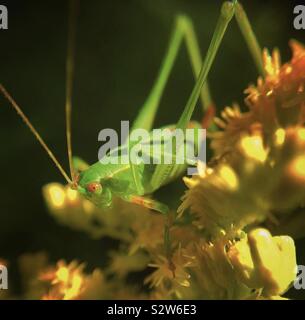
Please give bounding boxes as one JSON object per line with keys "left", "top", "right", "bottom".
{"left": 65, "top": 0, "right": 79, "bottom": 182}
{"left": 0, "top": 84, "right": 72, "bottom": 184}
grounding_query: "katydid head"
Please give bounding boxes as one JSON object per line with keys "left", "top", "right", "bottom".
{"left": 74, "top": 169, "right": 112, "bottom": 208}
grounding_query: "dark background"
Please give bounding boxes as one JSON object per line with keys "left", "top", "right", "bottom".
{"left": 0, "top": 0, "right": 304, "bottom": 298}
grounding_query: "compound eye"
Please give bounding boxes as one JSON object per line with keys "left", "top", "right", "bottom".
{"left": 86, "top": 182, "right": 102, "bottom": 194}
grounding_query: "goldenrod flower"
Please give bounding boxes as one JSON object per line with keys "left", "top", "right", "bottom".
{"left": 246, "top": 41, "right": 305, "bottom": 128}
{"left": 190, "top": 238, "right": 252, "bottom": 299}
{"left": 40, "top": 260, "right": 107, "bottom": 300}
{"left": 211, "top": 42, "right": 305, "bottom": 156}
{"left": 180, "top": 124, "right": 305, "bottom": 238}
{"left": 145, "top": 245, "right": 196, "bottom": 298}
{"left": 227, "top": 228, "right": 297, "bottom": 297}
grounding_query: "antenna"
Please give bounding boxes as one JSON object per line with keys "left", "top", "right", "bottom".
{"left": 0, "top": 0, "right": 81, "bottom": 185}
{"left": 65, "top": 0, "right": 79, "bottom": 182}
{"left": 0, "top": 84, "right": 72, "bottom": 184}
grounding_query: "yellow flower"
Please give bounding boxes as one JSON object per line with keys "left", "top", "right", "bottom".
{"left": 43, "top": 183, "right": 137, "bottom": 241}
{"left": 145, "top": 245, "right": 196, "bottom": 298}
{"left": 40, "top": 260, "right": 107, "bottom": 300}
{"left": 246, "top": 41, "right": 305, "bottom": 129}
{"left": 180, "top": 125, "right": 305, "bottom": 237}
{"left": 190, "top": 238, "right": 252, "bottom": 299}
{"left": 211, "top": 41, "right": 305, "bottom": 156}
{"left": 227, "top": 228, "right": 297, "bottom": 297}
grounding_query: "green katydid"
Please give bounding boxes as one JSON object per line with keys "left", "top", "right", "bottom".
{"left": 1, "top": 1, "right": 264, "bottom": 264}
{"left": 0, "top": 2, "right": 237, "bottom": 210}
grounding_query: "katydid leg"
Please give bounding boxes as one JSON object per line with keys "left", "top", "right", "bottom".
{"left": 151, "top": 1, "right": 237, "bottom": 190}
{"left": 131, "top": 14, "right": 214, "bottom": 133}
{"left": 235, "top": 2, "right": 265, "bottom": 77}
{"left": 123, "top": 194, "right": 174, "bottom": 273}
{"left": 150, "top": 1, "right": 236, "bottom": 275}
{"left": 124, "top": 195, "right": 169, "bottom": 214}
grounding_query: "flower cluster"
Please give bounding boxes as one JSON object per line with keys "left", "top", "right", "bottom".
{"left": 1, "top": 42, "right": 304, "bottom": 300}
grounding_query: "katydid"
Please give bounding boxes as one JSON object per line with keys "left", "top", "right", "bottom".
{"left": 0, "top": 2, "right": 237, "bottom": 211}
{"left": 1, "top": 0, "right": 268, "bottom": 266}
